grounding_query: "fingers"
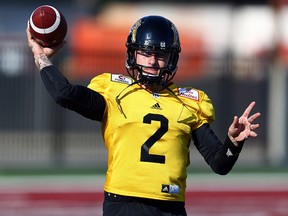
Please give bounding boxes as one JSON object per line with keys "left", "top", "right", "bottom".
{"left": 246, "top": 122, "right": 260, "bottom": 140}
{"left": 248, "top": 112, "right": 261, "bottom": 123}
{"left": 241, "top": 101, "right": 261, "bottom": 125}
{"left": 242, "top": 101, "right": 256, "bottom": 118}
{"left": 26, "top": 21, "right": 32, "bottom": 40}
{"left": 229, "top": 101, "right": 261, "bottom": 142}
{"left": 249, "top": 123, "right": 260, "bottom": 131}
{"left": 232, "top": 115, "right": 238, "bottom": 126}
{"left": 249, "top": 130, "right": 258, "bottom": 137}
{"left": 26, "top": 21, "right": 36, "bottom": 50}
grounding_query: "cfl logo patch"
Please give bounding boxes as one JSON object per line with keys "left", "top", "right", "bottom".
{"left": 161, "top": 184, "right": 180, "bottom": 194}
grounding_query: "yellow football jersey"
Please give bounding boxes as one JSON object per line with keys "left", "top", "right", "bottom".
{"left": 88, "top": 73, "right": 215, "bottom": 202}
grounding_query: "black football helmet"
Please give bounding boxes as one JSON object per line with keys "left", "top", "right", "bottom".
{"left": 126, "top": 15, "right": 181, "bottom": 86}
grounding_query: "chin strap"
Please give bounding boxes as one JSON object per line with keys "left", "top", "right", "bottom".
{"left": 128, "top": 64, "right": 174, "bottom": 87}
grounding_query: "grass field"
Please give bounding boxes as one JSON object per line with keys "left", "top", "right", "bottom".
{"left": 0, "top": 172, "right": 287, "bottom": 215}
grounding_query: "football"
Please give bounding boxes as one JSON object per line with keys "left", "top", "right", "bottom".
{"left": 29, "top": 5, "right": 67, "bottom": 47}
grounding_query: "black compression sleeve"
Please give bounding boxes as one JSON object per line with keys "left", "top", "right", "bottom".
{"left": 192, "top": 123, "right": 243, "bottom": 175}
{"left": 40, "top": 65, "right": 106, "bottom": 121}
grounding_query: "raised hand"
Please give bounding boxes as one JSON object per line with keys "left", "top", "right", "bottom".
{"left": 26, "top": 23, "right": 65, "bottom": 70}
{"left": 228, "top": 101, "right": 261, "bottom": 145}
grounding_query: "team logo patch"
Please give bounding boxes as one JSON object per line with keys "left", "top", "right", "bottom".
{"left": 111, "top": 74, "right": 133, "bottom": 85}
{"left": 178, "top": 88, "right": 199, "bottom": 101}
{"left": 161, "top": 184, "right": 180, "bottom": 195}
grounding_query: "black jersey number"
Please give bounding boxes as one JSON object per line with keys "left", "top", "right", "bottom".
{"left": 140, "top": 113, "right": 168, "bottom": 164}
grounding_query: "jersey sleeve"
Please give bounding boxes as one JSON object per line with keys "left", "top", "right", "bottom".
{"left": 197, "top": 91, "right": 215, "bottom": 127}
{"left": 175, "top": 86, "right": 215, "bottom": 131}
{"left": 87, "top": 73, "right": 111, "bottom": 96}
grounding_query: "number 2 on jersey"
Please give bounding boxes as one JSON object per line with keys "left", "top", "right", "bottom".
{"left": 140, "top": 113, "right": 168, "bottom": 164}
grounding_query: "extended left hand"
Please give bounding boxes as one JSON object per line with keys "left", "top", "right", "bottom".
{"left": 228, "top": 101, "right": 261, "bottom": 145}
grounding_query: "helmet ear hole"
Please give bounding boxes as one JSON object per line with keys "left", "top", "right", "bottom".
{"left": 125, "top": 15, "right": 181, "bottom": 86}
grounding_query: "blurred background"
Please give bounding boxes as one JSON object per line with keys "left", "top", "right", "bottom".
{"left": 0, "top": 0, "right": 288, "bottom": 215}
{"left": 0, "top": 0, "right": 286, "bottom": 172}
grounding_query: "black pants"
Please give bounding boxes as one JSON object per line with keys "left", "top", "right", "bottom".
{"left": 103, "top": 191, "right": 187, "bottom": 216}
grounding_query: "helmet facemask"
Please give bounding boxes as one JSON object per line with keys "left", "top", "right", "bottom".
{"left": 125, "top": 16, "right": 181, "bottom": 87}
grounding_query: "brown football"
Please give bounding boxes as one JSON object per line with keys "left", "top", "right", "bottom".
{"left": 29, "top": 5, "right": 67, "bottom": 47}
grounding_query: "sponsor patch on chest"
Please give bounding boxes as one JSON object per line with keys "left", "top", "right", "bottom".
{"left": 178, "top": 88, "right": 199, "bottom": 100}
{"left": 111, "top": 74, "right": 133, "bottom": 85}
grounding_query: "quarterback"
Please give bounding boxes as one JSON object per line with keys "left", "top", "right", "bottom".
{"left": 27, "top": 15, "right": 260, "bottom": 216}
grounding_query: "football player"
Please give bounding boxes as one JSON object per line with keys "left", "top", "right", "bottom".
{"left": 27, "top": 15, "right": 260, "bottom": 216}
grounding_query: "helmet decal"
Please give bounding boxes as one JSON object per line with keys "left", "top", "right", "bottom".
{"left": 131, "top": 20, "right": 141, "bottom": 43}
{"left": 171, "top": 23, "right": 179, "bottom": 47}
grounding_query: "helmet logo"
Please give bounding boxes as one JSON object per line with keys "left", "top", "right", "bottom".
{"left": 146, "top": 33, "right": 152, "bottom": 39}
{"left": 131, "top": 20, "right": 141, "bottom": 43}
{"left": 160, "top": 42, "right": 166, "bottom": 48}
{"left": 171, "top": 24, "right": 179, "bottom": 46}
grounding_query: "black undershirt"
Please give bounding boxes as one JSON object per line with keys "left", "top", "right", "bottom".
{"left": 40, "top": 65, "right": 105, "bottom": 121}
{"left": 40, "top": 65, "right": 243, "bottom": 175}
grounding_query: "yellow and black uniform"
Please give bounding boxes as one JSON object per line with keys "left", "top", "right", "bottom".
{"left": 40, "top": 66, "right": 244, "bottom": 215}
{"left": 87, "top": 73, "right": 214, "bottom": 201}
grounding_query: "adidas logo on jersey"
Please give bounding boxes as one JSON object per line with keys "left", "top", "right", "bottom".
{"left": 162, "top": 185, "right": 169, "bottom": 192}
{"left": 161, "top": 184, "right": 180, "bottom": 194}
{"left": 151, "top": 103, "right": 162, "bottom": 110}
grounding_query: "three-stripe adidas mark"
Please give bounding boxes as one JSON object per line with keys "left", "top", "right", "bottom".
{"left": 151, "top": 103, "right": 162, "bottom": 110}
